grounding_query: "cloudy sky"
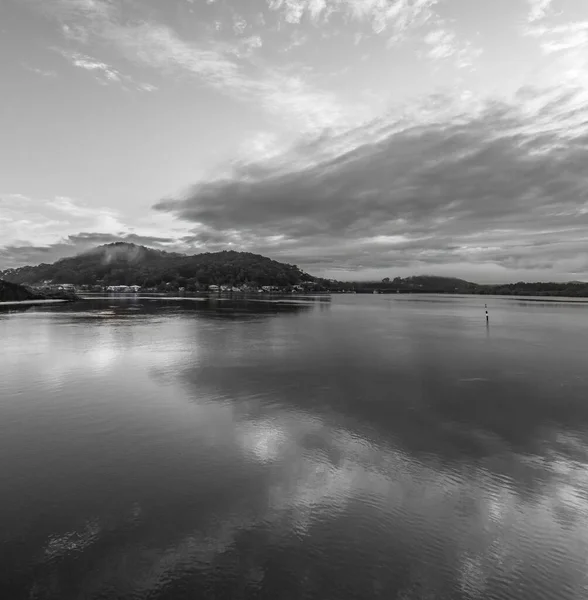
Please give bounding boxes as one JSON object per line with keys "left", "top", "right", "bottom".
{"left": 1, "top": 0, "right": 588, "bottom": 282}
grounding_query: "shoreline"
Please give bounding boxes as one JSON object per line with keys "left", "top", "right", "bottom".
{"left": 0, "top": 299, "right": 71, "bottom": 307}
{"left": 4, "top": 293, "right": 588, "bottom": 307}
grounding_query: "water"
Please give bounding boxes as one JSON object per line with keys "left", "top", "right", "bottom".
{"left": 1, "top": 294, "right": 588, "bottom": 600}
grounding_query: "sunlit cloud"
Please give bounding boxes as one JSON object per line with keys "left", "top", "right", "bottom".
{"left": 527, "top": 20, "right": 588, "bottom": 54}
{"left": 0, "top": 193, "right": 123, "bottom": 245}
{"left": 266, "top": 0, "right": 438, "bottom": 43}
{"left": 23, "top": 64, "right": 58, "bottom": 77}
{"left": 55, "top": 48, "right": 157, "bottom": 90}
{"left": 527, "top": 0, "right": 555, "bottom": 23}
{"left": 24, "top": 0, "right": 357, "bottom": 132}
{"left": 422, "top": 27, "right": 482, "bottom": 69}
{"left": 154, "top": 83, "right": 588, "bottom": 283}
{"left": 109, "top": 22, "right": 352, "bottom": 129}
{"left": 57, "top": 49, "right": 122, "bottom": 81}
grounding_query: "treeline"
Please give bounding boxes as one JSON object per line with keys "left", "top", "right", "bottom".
{"left": 475, "top": 281, "right": 588, "bottom": 297}
{"left": 0, "top": 243, "right": 315, "bottom": 290}
{"left": 320, "top": 276, "right": 588, "bottom": 297}
{"left": 0, "top": 280, "right": 40, "bottom": 302}
{"left": 319, "top": 276, "right": 477, "bottom": 294}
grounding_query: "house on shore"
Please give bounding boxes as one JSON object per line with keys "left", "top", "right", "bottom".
{"left": 106, "top": 285, "right": 141, "bottom": 293}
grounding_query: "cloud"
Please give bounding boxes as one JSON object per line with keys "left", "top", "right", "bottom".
{"left": 23, "top": 64, "right": 58, "bottom": 77}
{"left": 267, "top": 0, "right": 438, "bottom": 42}
{"left": 282, "top": 29, "right": 308, "bottom": 52}
{"left": 122, "top": 25, "right": 352, "bottom": 128}
{"left": 26, "top": 0, "right": 354, "bottom": 131}
{"left": 137, "top": 82, "right": 158, "bottom": 92}
{"left": 108, "top": 21, "right": 346, "bottom": 128}
{"left": 55, "top": 48, "right": 157, "bottom": 90}
{"left": 527, "top": 20, "right": 588, "bottom": 54}
{"left": 524, "top": 5, "right": 588, "bottom": 89}
{"left": 527, "top": 0, "right": 554, "bottom": 23}
{"left": 153, "top": 84, "right": 588, "bottom": 283}
{"left": 240, "top": 131, "right": 284, "bottom": 161}
{"left": 244, "top": 34, "right": 263, "bottom": 50}
{"left": 57, "top": 48, "right": 122, "bottom": 81}
{"left": 0, "top": 194, "right": 171, "bottom": 267}
{"left": 0, "top": 233, "right": 181, "bottom": 269}
{"left": 234, "top": 35, "right": 263, "bottom": 58}
{"left": 0, "top": 193, "right": 124, "bottom": 250}
{"left": 32, "top": 0, "right": 113, "bottom": 22}
{"left": 232, "top": 14, "right": 248, "bottom": 35}
{"left": 62, "top": 22, "right": 89, "bottom": 43}
{"left": 0, "top": 192, "right": 198, "bottom": 268}
{"left": 422, "top": 27, "right": 481, "bottom": 69}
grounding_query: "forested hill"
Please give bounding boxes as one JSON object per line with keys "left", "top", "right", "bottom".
{"left": 385, "top": 275, "right": 477, "bottom": 293}
{"left": 3, "top": 245, "right": 587, "bottom": 296}
{"left": 336, "top": 275, "right": 588, "bottom": 297}
{"left": 0, "top": 243, "right": 315, "bottom": 289}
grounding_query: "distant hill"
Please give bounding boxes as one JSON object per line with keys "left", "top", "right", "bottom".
{"left": 328, "top": 275, "right": 588, "bottom": 297}
{"left": 398, "top": 275, "right": 477, "bottom": 292}
{"left": 346, "top": 275, "right": 479, "bottom": 294}
{"left": 0, "top": 243, "right": 315, "bottom": 290}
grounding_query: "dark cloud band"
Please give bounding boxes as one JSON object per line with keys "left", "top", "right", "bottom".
{"left": 153, "top": 86, "right": 588, "bottom": 281}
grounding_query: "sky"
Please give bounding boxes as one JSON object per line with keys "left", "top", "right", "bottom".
{"left": 1, "top": 0, "right": 588, "bottom": 282}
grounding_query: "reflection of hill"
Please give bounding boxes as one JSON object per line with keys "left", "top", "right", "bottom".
{"left": 0, "top": 303, "right": 34, "bottom": 314}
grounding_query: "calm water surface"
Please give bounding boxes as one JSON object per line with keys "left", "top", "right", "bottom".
{"left": 2, "top": 294, "right": 588, "bottom": 599}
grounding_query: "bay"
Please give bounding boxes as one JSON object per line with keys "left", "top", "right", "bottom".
{"left": 1, "top": 294, "right": 588, "bottom": 599}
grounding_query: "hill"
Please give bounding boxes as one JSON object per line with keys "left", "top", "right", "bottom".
{"left": 394, "top": 275, "right": 478, "bottom": 293}
{"left": 0, "top": 280, "right": 42, "bottom": 302}
{"left": 0, "top": 243, "right": 315, "bottom": 290}
{"left": 325, "top": 275, "right": 588, "bottom": 297}
{"left": 327, "top": 275, "right": 479, "bottom": 294}
{"left": 3, "top": 244, "right": 587, "bottom": 297}
{"left": 0, "top": 279, "right": 80, "bottom": 303}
